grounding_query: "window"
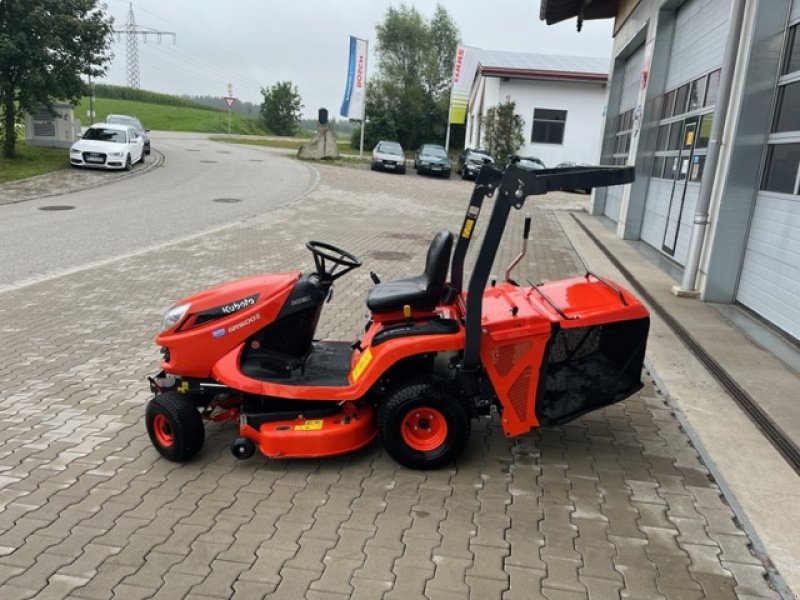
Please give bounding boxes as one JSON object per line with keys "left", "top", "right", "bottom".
{"left": 762, "top": 24, "right": 800, "bottom": 195}
{"left": 532, "top": 108, "right": 566, "bottom": 144}
{"left": 763, "top": 144, "right": 800, "bottom": 194}
{"left": 705, "top": 69, "right": 721, "bottom": 107}
{"left": 773, "top": 81, "right": 800, "bottom": 133}
{"left": 607, "top": 107, "right": 634, "bottom": 166}
{"left": 651, "top": 69, "right": 718, "bottom": 181}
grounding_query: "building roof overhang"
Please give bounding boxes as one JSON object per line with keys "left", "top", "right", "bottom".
{"left": 539, "top": 0, "right": 620, "bottom": 27}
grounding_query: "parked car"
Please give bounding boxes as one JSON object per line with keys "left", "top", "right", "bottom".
{"left": 105, "top": 114, "right": 150, "bottom": 155}
{"left": 514, "top": 156, "right": 546, "bottom": 170}
{"left": 69, "top": 123, "right": 145, "bottom": 170}
{"left": 371, "top": 141, "right": 406, "bottom": 174}
{"left": 414, "top": 144, "right": 451, "bottom": 178}
{"left": 555, "top": 161, "right": 592, "bottom": 193}
{"left": 457, "top": 148, "right": 494, "bottom": 180}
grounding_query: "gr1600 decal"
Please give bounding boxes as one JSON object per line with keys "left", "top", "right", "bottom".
{"left": 194, "top": 293, "right": 260, "bottom": 325}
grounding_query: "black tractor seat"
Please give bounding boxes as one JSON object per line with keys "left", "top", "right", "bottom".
{"left": 367, "top": 230, "right": 454, "bottom": 313}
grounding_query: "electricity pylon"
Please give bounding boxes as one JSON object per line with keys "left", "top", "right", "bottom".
{"left": 114, "top": 2, "right": 176, "bottom": 89}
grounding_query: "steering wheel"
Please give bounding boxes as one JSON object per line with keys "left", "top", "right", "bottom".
{"left": 306, "top": 240, "right": 362, "bottom": 281}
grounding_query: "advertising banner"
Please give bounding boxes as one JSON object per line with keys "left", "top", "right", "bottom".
{"left": 448, "top": 45, "right": 481, "bottom": 125}
{"left": 340, "top": 36, "right": 368, "bottom": 119}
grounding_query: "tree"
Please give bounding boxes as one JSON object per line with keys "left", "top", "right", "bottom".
{"left": 0, "top": 0, "right": 113, "bottom": 158}
{"left": 355, "top": 3, "right": 459, "bottom": 151}
{"left": 260, "top": 81, "right": 303, "bottom": 136}
{"left": 483, "top": 100, "right": 525, "bottom": 167}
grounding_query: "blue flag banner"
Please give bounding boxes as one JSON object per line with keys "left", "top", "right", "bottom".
{"left": 340, "top": 36, "right": 368, "bottom": 119}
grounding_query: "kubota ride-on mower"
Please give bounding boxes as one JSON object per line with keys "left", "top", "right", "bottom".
{"left": 146, "top": 160, "right": 649, "bottom": 470}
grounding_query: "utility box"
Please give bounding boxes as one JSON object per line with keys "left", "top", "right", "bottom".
{"left": 24, "top": 103, "right": 79, "bottom": 149}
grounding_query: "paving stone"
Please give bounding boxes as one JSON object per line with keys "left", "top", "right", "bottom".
{"left": 652, "top": 553, "right": 702, "bottom": 593}
{"left": 541, "top": 555, "right": 585, "bottom": 594}
{"left": 579, "top": 575, "right": 624, "bottom": 600}
{"left": 382, "top": 564, "right": 433, "bottom": 600}
{"left": 722, "top": 561, "right": 776, "bottom": 598}
{"left": 309, "top": 556, "right": 362, "bottom": 595}
{"left": 151, "top": 572, "right": 206, "bottom": 600}
{"left": 616, "top": 563, "right": 665, "bottom": 599}
{"left": 349, "top": 577, "right": 393, "bottom": 600}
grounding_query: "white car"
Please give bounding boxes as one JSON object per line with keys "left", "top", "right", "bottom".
{"left": 69, "top": 123, "right": 145, "bottom": 170}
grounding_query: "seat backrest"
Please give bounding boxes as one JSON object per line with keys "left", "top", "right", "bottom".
{"left": 424, "top": 230, "right": 453, "bottom": 295}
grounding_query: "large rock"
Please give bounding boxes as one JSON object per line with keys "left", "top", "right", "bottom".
{"left": 297, "top": 127, "right": 339, "bottom": 160}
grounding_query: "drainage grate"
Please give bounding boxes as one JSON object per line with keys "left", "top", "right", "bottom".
{"left": 370, "top": 251, "right": 412, "bottom": 261}
{"left": 38, "top": 205, "right": 75, "bottom": 211}
{"left": 213, "top": 198, "right": 241, "bottom": 204}
{"left": 200, "top": 160, "right": 217, "bottom": 163}
{"left": 249, "top": 159, "right": 265, "bottom": 162}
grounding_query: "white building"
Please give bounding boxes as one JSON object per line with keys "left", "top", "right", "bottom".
{"left": 541, "top": 0, "right": 800, "bottom": 344}
{"left": 464, "top": 51, "right": 610, "bottom": 167}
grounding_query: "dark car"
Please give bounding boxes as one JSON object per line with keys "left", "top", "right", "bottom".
{"left": 457, "top": 148, "right": 494, "bottom": 180}
{"left": 414, "top": 144, "right": 451, "bottom": 178}
{"left": 105, "top": 114, "right": 150, "bottom": 155}
{"left": 555, "top": 161, "right": 592, "bottom": 193}
{"left": 371, "top": 140, "right": 406, "bottom": 174}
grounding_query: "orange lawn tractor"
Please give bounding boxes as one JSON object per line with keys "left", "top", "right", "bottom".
{"left": 146, "top": 160, "right": 648, "bottom": 469}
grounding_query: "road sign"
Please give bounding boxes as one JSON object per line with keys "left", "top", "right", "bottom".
{"left": 224, "top": 96, "right": 236, "bottom": 109}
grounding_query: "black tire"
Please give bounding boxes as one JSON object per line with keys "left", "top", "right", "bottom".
{"left": 124, "top": 154, "right": 132, "bottom": 171}
{"left": 146, "top": 391, "right": 205, "bottom": 462}
{"left": 399, "top": 166, "right": 406, "bottom": 174}
{"left": 461, "top": 168, "right": 470, "bottom": 180}
{"left": 378, "top": 380, "right": 470, "bottom": 470}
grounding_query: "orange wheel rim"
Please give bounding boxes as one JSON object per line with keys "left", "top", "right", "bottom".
{"left": 401, "top": 407, "right": 447, "bottom": 451}
{"left": 153, "top": 414, "right": 173, "bottom": 447}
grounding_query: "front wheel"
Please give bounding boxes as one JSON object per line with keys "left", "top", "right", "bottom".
{"left": 378, "top": 381, "right": 470, "bottom": 470}
{"left": 146, "top": 391, "right": 205, "bottom": 461}
{"left": 124, "top": 154, "right": 132, "bottom": 171}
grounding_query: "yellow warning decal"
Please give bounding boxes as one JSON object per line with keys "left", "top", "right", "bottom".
{"left": 351, "top": 347, "right": 372, "bottom": 382}
{"left": 461, "top": 218, "right": 475, "bottom": 239}
{"left": 294, "top": 420, "right": 323, "bottom": 431}
{"left": 177, "top": 380, "right": 189, "bottom": 393}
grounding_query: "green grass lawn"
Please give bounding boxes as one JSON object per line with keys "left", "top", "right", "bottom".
{"left": 0, "top": 144, "right": 68, "bottom": 184}
{"left": 74, "top": 97, "right": 266, "bottom": 135}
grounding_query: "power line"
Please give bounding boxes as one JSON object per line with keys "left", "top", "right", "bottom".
{"left": 113, "top": 2, "right": 176, "bottom": 88}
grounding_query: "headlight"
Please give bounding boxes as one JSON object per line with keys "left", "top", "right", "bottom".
{"left": 108, "top": 152, "right": 123, "bottom": 157}
{"left": 160, "top": 303, "right": 190, "bottom": 331}
{"left": 70, "top": 148, "right": 80, "bottom": 154}
{"left": 421, "top": 161, "right": 430, "bottom": 166}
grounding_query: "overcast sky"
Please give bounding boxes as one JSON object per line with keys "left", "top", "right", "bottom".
{"left": 100, "top": 0, "right": 614, "bottom": 118}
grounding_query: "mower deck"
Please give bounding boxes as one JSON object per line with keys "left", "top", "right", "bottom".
{"left": 239, "top": 401, "right": 376, "bottom": 458}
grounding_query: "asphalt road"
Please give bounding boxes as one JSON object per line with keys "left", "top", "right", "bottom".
{"left": 0, "top": 132, "right": 316, "bottom": 288}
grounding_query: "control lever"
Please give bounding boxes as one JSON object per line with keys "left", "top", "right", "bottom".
{"left": 370, "top": 271, "right": 381, "bottom": 285}
{"left": 504, "top": 217, "right": 531, "bottom": 285}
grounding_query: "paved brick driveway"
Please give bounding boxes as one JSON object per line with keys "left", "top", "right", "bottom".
{"left": 0, "top": 162, "right": 778, "bottom": 599}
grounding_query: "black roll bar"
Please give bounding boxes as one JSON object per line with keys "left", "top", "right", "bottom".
{"left": 459, "top": 164, "right": 635, "bottom": 377}
{"left": 449, "top": 165, "right": 504, "bottom": 293}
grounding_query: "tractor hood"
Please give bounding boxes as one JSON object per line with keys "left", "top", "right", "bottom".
{"left": 160, "top": 272, "right": 300, "bottom": 336}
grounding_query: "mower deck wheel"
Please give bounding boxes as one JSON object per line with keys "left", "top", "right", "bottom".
{"left": 146, "top": 391, "right": 205, "bottom": 462}
{"left": 378, "top": 379, "right": 470, "bottom": 470}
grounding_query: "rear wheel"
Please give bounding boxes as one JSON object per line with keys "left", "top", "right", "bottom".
{"left": 146, "top": 391, "right": 205, "bottom": 461}
{"left": 378, "top": 380, "right": 469, "bottom": 469}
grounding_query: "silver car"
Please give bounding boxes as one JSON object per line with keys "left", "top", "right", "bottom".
{"left": 105, "top": 114, "right": 150, "bottom": 155}
{"left": 371, "top": 141, "right": 406, "bottom": 174}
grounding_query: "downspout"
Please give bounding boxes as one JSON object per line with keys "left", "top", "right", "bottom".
{"left": 674, "top": 0, "right": 747, "bottom": 296}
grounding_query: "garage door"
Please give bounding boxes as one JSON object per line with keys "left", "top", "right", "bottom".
{"left": 640, "top": 0, "right": 730, "bottom": 264}
{"left": 604, "top": 44, "right": 644, "bottom": 222}
{"left": 737, "top": 193, "right": 800, "bottom": 341}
